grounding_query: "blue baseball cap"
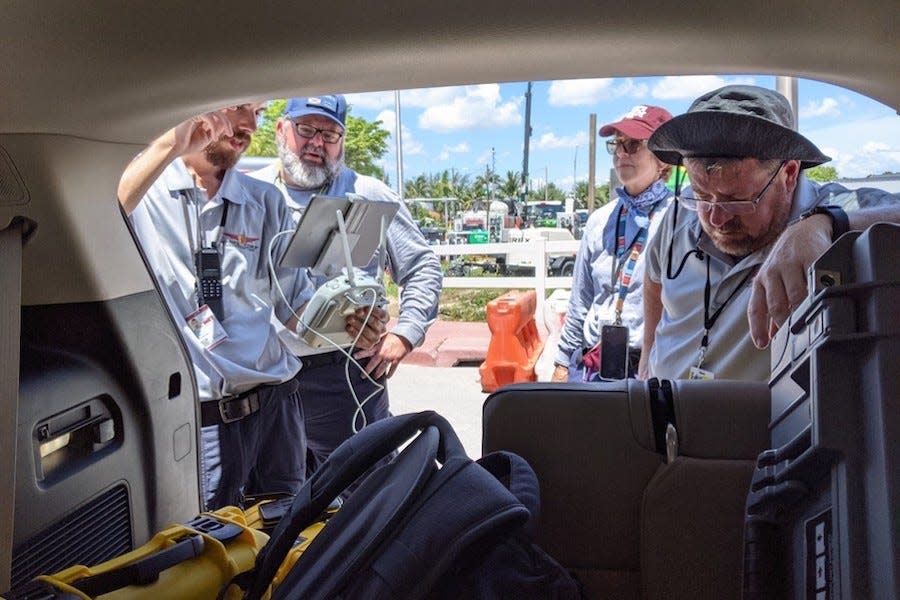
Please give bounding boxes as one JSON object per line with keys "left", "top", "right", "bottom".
{"left": 284, "top": 95, "right": 347, "bottom": 129}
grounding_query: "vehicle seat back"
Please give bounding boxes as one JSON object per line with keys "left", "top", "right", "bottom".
{"left": 482, "top": 379, "right": 769, "bottom": 600}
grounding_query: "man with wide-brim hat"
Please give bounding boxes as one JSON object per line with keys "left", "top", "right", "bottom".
{"left": 638, "top": 84, "right": 900, "bottom": 381}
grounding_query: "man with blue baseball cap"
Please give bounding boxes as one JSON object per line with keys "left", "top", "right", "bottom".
{"left": 251, "top": 95, "right": 442, "bottom": 479}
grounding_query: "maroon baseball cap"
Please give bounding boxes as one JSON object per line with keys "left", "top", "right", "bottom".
{"left": 599, "top": 105, "right": 673, "bottom": 140}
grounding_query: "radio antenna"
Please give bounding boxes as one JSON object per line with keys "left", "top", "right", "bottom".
{"left": 335, "top": 209, "right": 356, "bottom": 288}
{"left": 376, "top": 214, "right": 387, "bottom": 283}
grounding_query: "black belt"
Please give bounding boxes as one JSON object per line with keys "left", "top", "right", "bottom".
{"left": 201, "top": 387, "right": 262, "bottom": 427}
{"left": 300, "top": 350, "right": 351, "bottom": 371}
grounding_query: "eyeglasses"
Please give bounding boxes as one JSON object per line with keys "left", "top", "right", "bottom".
{"left": 293, "top": 122, "right": 344, "bottom": 144}
{"left": 678, "top": 161, "right": 785, "bottom": 216}
{"left": 606, "top": 138, "right": 645, "bottom": 155}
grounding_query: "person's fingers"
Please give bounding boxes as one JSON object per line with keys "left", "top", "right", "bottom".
{"left": 362, "top": 354, "right": 382, "bottom": 376}
{"left": 385, "top": 361, "right": 398, "bottom": 378}
{"left": 352, "top": 345, "right": 375, "bottom": 360}
{"left": 747, "top": 276, "right": 771, "bottom": 349}
{"left": 205, "top": 110, "right": 233, "bottom": 139}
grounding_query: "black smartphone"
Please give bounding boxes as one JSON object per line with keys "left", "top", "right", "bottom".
{"left": 600, "top": 324, "right": 629, "bottom": 380}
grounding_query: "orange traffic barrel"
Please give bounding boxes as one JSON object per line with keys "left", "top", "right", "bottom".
{"left": 479, "top": 290, "right": 544, "bottom": 392}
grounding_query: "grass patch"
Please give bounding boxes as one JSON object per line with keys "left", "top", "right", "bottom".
{"left": 438, "top": 288, "right": 506, "bottom": 321}
{"left": 385, "top": 283, "right": 506, "bottom": 322}
{"left": 385, "top": 280, "right": 568, "bottom": 323}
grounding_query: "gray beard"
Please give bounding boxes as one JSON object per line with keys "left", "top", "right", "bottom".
{"left": 277, "top": 135, "right": 344, "bottom": 190}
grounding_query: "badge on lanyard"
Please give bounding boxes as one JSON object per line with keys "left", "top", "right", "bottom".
{"left": 186, "top": 304, "right": 228, "bottom": 349}
{"left": 689, "top": 335, "right": 715, "bottom": 379}
{"left": 689, "top": 366, "right": 715, "bottom": 380}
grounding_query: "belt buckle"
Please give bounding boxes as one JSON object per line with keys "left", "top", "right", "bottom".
{"left": 218, "top": 393, "right": 258, "bottom": 424}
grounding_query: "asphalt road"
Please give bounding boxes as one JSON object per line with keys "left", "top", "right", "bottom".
{"left": 387, "top": 364, "right": 488, "bottom": 458}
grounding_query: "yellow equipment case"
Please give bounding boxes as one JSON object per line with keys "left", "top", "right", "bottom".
{"left": 4, "top": 502, "right": 333, "bottom": 600}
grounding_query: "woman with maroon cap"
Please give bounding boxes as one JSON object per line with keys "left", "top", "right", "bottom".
{"left": 552, "top": 105, "right": 674, "bottom": 382}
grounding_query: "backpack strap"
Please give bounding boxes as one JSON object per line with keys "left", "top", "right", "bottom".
{"left": 477, "top": 451, "right": 541, "bottom": 538}
{"left": 244, "top": 411, "right": 466, "bottom": 600}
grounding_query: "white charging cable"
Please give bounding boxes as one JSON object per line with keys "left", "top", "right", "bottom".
{"left": 268, "top": 229, "right": 386, "bottom": 433}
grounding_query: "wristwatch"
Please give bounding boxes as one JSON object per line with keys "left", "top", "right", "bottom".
{"left": 798, "top": 205, "right": 850, "bottom": 242}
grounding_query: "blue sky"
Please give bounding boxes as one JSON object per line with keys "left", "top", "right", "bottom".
{"left": 342, "top": 75, "right": 900, "bottom": 193}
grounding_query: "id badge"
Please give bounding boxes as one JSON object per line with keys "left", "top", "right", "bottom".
{"left": 186, "top": 304, "right": 228, "bottom": 349}
{"left": 689, "top": 366, "right": 715, "bottom": 380}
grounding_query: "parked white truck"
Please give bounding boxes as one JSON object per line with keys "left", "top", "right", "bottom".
{"left": 497, "top": 227, "right": 578, "bottom": 276}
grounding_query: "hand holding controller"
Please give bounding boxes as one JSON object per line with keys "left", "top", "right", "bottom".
{"left": 294, "top": 208, "right": 390, "bottom": 349}
{"left": 295, "top": 268, "right": 386, "bottom": 348}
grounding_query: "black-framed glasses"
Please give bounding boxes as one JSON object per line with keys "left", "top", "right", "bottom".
{"left": 293, "top": 122, "right": 344, "bottom": 144}
{"left": 677, "top": 161, "right": 786, "bottom": 216}
{"left": 606, "top": 138, "right": 645, "bottom": 155}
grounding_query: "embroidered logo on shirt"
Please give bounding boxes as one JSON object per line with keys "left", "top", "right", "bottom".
{"left": 223, "top": 231, "right": 261, "bottom": 250}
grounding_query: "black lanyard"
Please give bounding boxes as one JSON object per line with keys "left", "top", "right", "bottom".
{"left": 180, "top": 190, "right": 230, "bottom": 250}
{"left": 696, "top": 254, "right": 756, "bottom": 368}
{"left": 180, "top": 190, "right": 229, "bottom": 309}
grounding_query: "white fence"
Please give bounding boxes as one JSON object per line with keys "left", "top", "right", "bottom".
{"left": 431, "top": 239, "right": 580, "bottom": 327}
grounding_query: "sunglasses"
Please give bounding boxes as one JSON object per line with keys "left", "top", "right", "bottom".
{"left": 606, "top": 138, "right": 645, "bottom": 155}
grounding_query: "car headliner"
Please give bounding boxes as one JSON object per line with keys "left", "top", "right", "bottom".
{"left": 0, "top": 0, "right": 897, "bottom": 307}
{"left": 1, "top": 0, "right": 897, "bottom": 142}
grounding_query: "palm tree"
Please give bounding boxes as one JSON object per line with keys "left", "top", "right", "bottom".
{"left": 404, "top": 174, "right": 431, "bottom": 198}
{"left": 499, "top": 170, "right": 521, "bottom": 199}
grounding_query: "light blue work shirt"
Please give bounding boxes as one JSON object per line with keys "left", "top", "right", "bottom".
{"left": 130, "top": 159, "right": 314, "bottom": 400}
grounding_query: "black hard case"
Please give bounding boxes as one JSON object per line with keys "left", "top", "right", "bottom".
{"left": 743, "top": 223, "right": 900, "bottom": 599}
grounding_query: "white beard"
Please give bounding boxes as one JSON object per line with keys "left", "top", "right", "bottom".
{"left": 278, "top": 135, "right": 344, "bottom": 189}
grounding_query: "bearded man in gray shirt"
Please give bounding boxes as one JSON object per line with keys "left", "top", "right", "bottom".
{"left": 251, "top": 95, "right": 443, "bottom": 476}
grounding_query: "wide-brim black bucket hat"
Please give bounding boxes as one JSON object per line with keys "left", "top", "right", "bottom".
{"left": 648, "top": 85, "right": 831, "bottom": 169}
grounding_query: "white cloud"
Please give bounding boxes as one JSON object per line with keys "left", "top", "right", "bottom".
{"left": 345, "top": 91, "right": 395, "bottom": 111}
{"left": 613, "top": 79, "right": 650, "bottom": 99}
{"left": 548, "top": 79, "right": 614, "bottom": 106}
{"left": 475, "top": 148, "right": 494, "bottom": 166}
{"left": 346, "top": 87, "right": 464, "bottom": 111}
{"left": 375, "top": 109, "right": 396, "bottom": 133}
{"left": 401, "top": 87, "right": 466, "bottom": 108}
{"left": 377, "top": 109, "right": 424, "bottom": 156}
{"left": 807, "top": 115, "right": 900, "bottom": 177}
{"left": 650, "top": 75, "right": 755, "bottom": 100}
{"left": 418, "top": 84, "right": 521, "bottom": 132}
{"left": 439, "top": 142, "right": 470, "bottom": 161}
{"left": 547, "top": 78, "right": 647, "bottom": 106}
{"left": 533, "top": 130, "right": 589, "bottom": 150}
{"left": 799, "top": 97, "right": 840, "bottom": 119}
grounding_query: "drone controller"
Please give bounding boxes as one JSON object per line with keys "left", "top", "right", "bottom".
{"left": 294, "top": 207, "right": 390, "bottom": 349}
{"left": 296, "top": 269, "right": 386, "bottom": 348}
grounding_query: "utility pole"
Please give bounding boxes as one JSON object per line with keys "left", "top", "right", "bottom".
{"left": 394, "top": 90, "right": 404, "bottom": 202}
{"left": 775, "top": 76, "right": 799, "bottom": 130}
{"left": 573, "top": 146, "right": 578, "bottom": 194}
{"left": 521, "top": 82, "right": 533, "bottom": 216}
{"left": 544, "top": 166, "right": 548, "bottom": 202}
{"left": 490, "top": 146, "right": 496, "bottom": 201}
{"left": 588, "top": 113, "right": 597, "bottom": 213}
